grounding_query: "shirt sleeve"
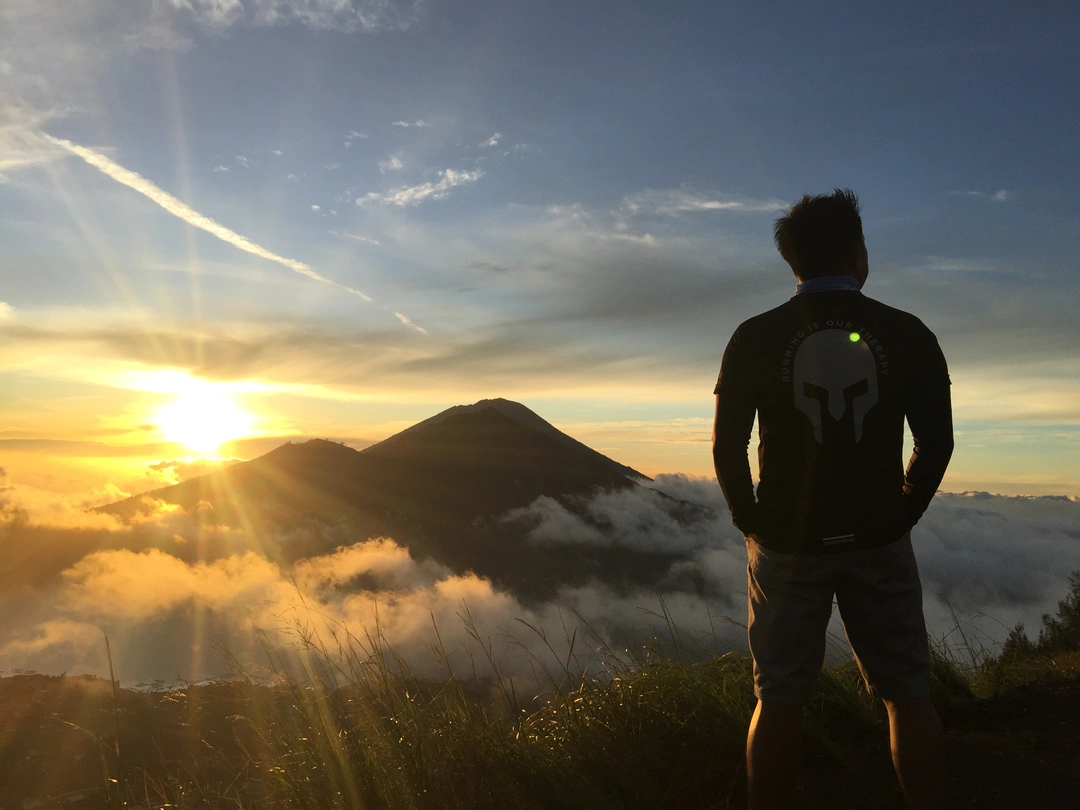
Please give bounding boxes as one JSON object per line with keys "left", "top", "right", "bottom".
{"left": 712, "top": 326, "right": 759, "bottom": 535}
{"left": 902, "top": 327, "right": 954, "bottom": 527}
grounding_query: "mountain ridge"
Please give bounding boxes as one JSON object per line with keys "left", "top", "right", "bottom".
{"left": 95, "top": 400, "right": 684, "bottom": 598}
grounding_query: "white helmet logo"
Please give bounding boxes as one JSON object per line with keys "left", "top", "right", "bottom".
{"left": 793, "top": 330, "right": 879, "bottom": 444}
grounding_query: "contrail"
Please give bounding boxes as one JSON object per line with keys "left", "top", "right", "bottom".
{"left": 41, "top": 133, "right": 427, "bottom": 334}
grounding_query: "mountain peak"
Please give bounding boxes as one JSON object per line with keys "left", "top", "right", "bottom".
{"left": 366, "top": 398, "right": 647, "bottom": 482}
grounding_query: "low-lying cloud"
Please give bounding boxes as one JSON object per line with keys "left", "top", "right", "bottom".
{"left": 1, "top": 475, "right": 1077, "bottom": 687}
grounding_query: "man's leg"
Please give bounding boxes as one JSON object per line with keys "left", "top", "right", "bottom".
{"left": 883, "top": 696, "right": 945, "bottom": 810}
{"left": 744, "top": 539, "right": 834, "bottom": 810}
{"left": 837, "top": 535, "right": 942, "bottom": 808}
{"left": 746, "top": 700, "right": 802, "bottom": 810}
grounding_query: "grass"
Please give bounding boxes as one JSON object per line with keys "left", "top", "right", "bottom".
{"left": 4, "top": 585, "right": 1080, "bottom": 810}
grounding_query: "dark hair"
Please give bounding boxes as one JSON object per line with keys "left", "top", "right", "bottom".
{"left": 772, "top": 189, "right": 864, "bottom": 279}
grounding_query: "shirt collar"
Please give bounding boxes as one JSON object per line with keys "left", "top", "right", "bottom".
{"left": 795, "top": 275, "right": 862, "bottom": 295}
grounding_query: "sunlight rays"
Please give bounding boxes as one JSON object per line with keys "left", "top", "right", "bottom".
{"left": 39, "top": 133, "right": 429, "bottom": 334}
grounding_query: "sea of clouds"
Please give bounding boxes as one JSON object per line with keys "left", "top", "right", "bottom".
{"left": 1, "top": 468, "right": 1078, "bottom": 689}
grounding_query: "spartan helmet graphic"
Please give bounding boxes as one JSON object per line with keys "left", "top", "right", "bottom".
{"left": 793, "top": 329, "right": 879, "bottom": 444}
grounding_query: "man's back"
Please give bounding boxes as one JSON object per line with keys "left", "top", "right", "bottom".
{"left": 715, "top": 190, "right": 951, "bottom": 810}
{"left": 714, "top": 288, "right": 952, "bottom": 554}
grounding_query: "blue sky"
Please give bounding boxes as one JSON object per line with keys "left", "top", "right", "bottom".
{"left": 1, "top": 0, "right": 1078, "bottom": 496}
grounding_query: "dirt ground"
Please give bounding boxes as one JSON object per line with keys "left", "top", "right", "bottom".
{"left": 792, "top": 678, "right": 1080, "bottom": 809}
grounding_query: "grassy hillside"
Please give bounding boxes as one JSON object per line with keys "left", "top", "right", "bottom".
{"left": 3, "top": 574, "right": 1079, "bottom": 809}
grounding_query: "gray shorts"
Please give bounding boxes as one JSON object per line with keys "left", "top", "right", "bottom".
{"left": 746, "top": 532, "right": 931, "bottom": 704}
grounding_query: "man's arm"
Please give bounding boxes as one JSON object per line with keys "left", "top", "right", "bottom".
{"left": 713, "top": 392, "right": 758, "bottom": 535}
{"left": 902, "top": 330, "right": 954, "bottom": 526}
{"left": 902, "top": 388, "right": 953, "bottom": 526}
{"left": 712, "top": 327, "right": 759, "bottom": 535}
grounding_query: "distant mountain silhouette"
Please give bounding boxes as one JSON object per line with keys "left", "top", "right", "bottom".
{"left": 98, "top": 401, "right": 694, "bottom": 598}
{"left": 372, "top": 398, "right": 648, "bottom": 482}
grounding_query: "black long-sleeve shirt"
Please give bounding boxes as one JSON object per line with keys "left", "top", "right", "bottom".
{"left": 712, "top": 290, "right": 953, "bottom": 554}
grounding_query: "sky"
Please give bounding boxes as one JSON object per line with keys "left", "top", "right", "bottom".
{"left": 2, "top": 0, "right": 1080, "bottom": 501}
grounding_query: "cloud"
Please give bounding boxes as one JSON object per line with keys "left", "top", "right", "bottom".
{"left": 357, "top": 168, "right": 483, "bottom": 207}
{"left": 948, "top": 189, "right": 1010, "bottom": 203}
{"left": 168, "top": 0, "right": 420, "bottom": 33}
{"left": 506, "top": 486, "right": 727, "bottom": 555}
{"left": 1, "top": 620, "right": 103, "bottom": 657}
{"left": 333, "top": 233, "right": 378, "bottom": 246}
{"left": 378, "top": 152, "right": 403, "bottom": 173}
{"left": 0, "top": 108, "right": 69, "bottom": 181}
{"left": 38, "top": 134, "right": 435, "bottom": 331}
{"left": 619, "top": 189, "right": 785, "bottom": 218}
{"left": 0, "top": 301, "right": 12, "bottom": 320}
{"left": 270, "top": 148, "right": 282, "bottom": 155}
{"left": 213, "top": 164, "right": 229, "bottom": 173}
{"left": 921, "top": 256, "right": 1001, "bottom": 273}
{"left": 61, "top": 547, "right": 283, "bottom": 618}
{"left": 235, "top": 154, "right": 250, "bottom": 168}
{"left": 330, "top": 230, "right": 381, "bottom": 245}
{"left": 294, "top": 538, "right": 452, "bottom": 591}
{"left": 392, "top": 311, "right": 426, "bottom": 333}
{"left": 0, "top": 478, "right": 1076, "bottom": 687}
{"left": 392, "top": 119, "right": 432, "bottom": 128}
{"left": 480, "top": 132, "right": 501, "bottom": 148}
{"left": 504, "top": 482, "right": 1080, "bottom": 658}
{"left": 1, "top": 478, "right": 136, "bottom": 527}
{"left": 311, "top": 204, "right": 321, "bottom": 211}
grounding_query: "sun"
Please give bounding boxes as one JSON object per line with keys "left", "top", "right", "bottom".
{"left": 154, "top": 387, "right": 256, "bottom": 454}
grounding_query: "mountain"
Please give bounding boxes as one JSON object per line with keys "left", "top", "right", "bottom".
{"left": 98, "top": 401, "right": 691, "bottom": 598}
{"left": 373, "top": 398, "right": 647, "bottom": 481}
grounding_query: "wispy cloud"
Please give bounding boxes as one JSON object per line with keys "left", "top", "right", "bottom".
{"left": 357, "top": 168, "right": 483, "bottom": 207}
{"left": 234, "top": 154, "right": 250, "bottom": 168}
{"left": 270, "top": 149, "right": 283, "bottom": 155}
{"left": 378, "top": 152, "right": 403, "bottom": 173}
{"left": 172, "top": 0, "right": 420, "bottom": 34}
{"left": 392, "top": 119, "right": 432, "bottom": 128}
{"left": 331, "top": 231, "right": 381, "bottom": 245}
{"left": 620, "top": 189, "right": 784, "bottom": 218}
{"left": 392, "top": 311, "right": 425, "bottom": 331}
{"left": 37, "top": 133, "right": 434, "bottom": 331}
{"left": 948, "top": 189, "right": 1010, "bottom": 203}
{"left": 480, "top": 132, "right": 501, "bottom": 148}
{"left": 922, "top": 256, "right": 1002, "bottom": 273}
{"left": 311, "top": 204, "right": 321, "bottom": 211}
{"left": 0, "top": 109, "right": 68, "bottom": 182}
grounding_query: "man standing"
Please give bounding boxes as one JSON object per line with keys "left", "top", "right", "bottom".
{"left": 712, "top": 190, "right": 953, "bottom": 810}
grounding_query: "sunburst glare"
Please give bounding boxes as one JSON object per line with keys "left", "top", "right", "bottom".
{"left": 154, "top": 386, "right": 256, "bottom": 454}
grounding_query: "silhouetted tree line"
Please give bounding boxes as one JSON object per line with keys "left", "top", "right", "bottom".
{"left": 1001, "top": 570, "right": 1080, "bottom": 660}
